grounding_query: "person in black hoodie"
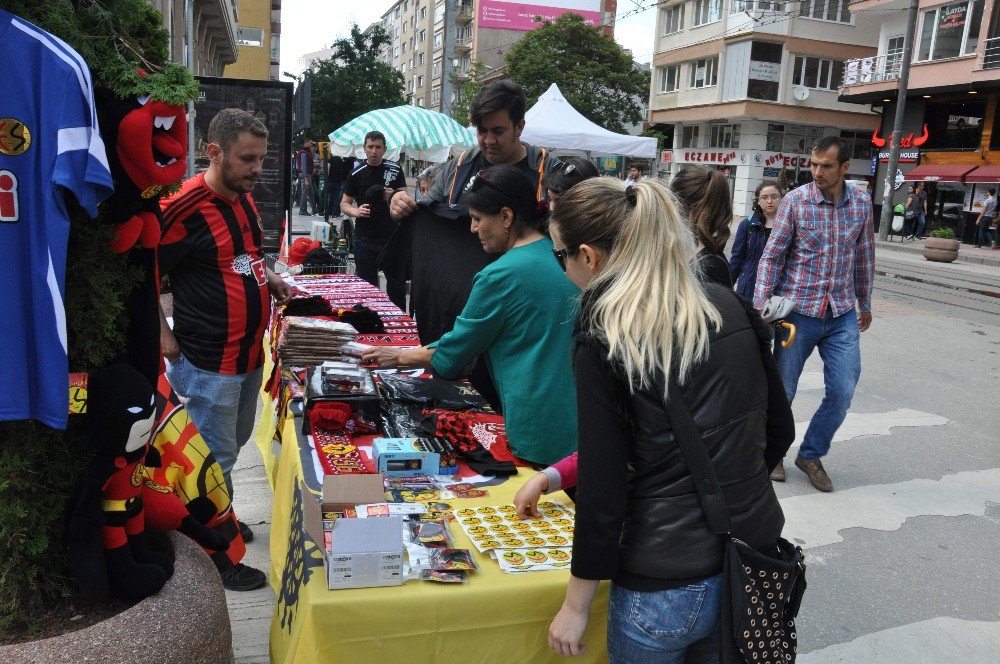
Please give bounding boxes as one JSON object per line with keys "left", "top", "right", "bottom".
{"left": 545, "top": 176, "right": 793, "bottom": 662}
{"left": 670, "top": 165, "right": 735, "bottom": 288}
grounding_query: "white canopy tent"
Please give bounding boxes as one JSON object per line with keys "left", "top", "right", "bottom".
{"left": 520, "top": 84, "right": 657, "bottom": 159}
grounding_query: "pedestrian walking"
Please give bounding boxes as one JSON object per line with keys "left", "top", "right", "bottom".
{"left": 341, "top": 131, "right": 408, "bottom": 309}
{"left": 324, "top": 149, "right": 344, "bottom": 222}
{"left": 905, "top": 181, "right": 928, "bottom": 240}
{"left": 159, "top": 108, "right": 292, "bottom": 591}
{"left": 670, "top": 165, "right": 734, "bottom": 287}
{"left": 539, "top": 176, "right": 793, "bottom": 661}
{"left": 754, "top": 135, "right": 875, "bottom": 491}
{"left": 974, "top": 187, "right": 996, "bottom": 249}
{"left": 902, "top": 185, "right": 917, "bottom": 240}
{"left": 296, "top": 139, "right": 314, "bottom": 216}
{"left": 730, "top": 180, "right": 782, "bottom": 301}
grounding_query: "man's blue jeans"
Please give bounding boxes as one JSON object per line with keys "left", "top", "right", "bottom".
{"left": 165, "top": 354, "right": 263, "bottom": 498}
{"left": 607, "top": 575, "right": 722, "bottom": 664}
{"left": 976, "top": 219, "right": 994, "bottom": 248}
{"left": 773, "top": 309, "right": 861, "bottom": 460}
{"left": 915, "top": 212, "right": 926, "bottom": 237}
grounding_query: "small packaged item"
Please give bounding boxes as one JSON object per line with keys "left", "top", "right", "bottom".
{"left": 411, "top": 519, "right": 451, "bottom": 546}
{"left": 421, "top": 569, "right": 467, "bottom": 583}
{"left": 430, "top": 548, "right": 479, "bottom": 571}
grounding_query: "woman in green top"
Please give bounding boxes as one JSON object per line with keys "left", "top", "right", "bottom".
{"left": 362, "top": 165, "right": 580, "bottom": 465}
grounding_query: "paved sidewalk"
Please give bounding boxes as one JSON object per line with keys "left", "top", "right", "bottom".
{"left": 877, "top": 236, "right": 1000, "bottom": 267}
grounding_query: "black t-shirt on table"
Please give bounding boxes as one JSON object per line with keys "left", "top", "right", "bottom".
{"left": 344, "top": 160, "right": 407, "bottom": 241}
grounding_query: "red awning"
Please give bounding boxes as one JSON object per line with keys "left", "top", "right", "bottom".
{"left": 964, "top": 165, "right": 1000, "bottom": 183}
{"left": 903, "top": 165, "right": 976, "bottom": 183}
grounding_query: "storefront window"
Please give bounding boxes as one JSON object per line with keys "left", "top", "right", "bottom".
{"left": 681, "top": 125, "right": 700, "bottom": 147}
{"left": 917, "top": 0, "right": 983, "bottom": 61}
{"left": 922, "top": 100, "right": 985, "bottom": 149}
{"left": 710, "top": 123, "right": 741, "bottom": 147}
{"left": 766, "top": 123, "right": 784, "bottom": 151}
{"left": 840, "top": 130, "right": 873, "bottom": 161}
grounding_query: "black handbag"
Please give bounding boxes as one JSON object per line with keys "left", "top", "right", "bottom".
{"left": 659, "top": 374, "right": 806, "bottom": 664}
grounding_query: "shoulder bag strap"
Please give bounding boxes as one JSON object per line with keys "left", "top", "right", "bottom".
{"left": 658, "top": 374, "right": 733, "bottom": 535}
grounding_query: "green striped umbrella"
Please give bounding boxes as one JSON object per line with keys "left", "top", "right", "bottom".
{"left": 328, "top": 105, "right": 476, "bottom": 163}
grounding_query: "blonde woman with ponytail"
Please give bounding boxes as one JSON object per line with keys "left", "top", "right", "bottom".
{"left": 534, "top": 177, "right": 794, "bottom": 662}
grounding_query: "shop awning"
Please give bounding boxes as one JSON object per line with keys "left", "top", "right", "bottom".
{"left": 903, "top": 165, "right": 976, "bottom": 183}
{"left": 964, "top": 165, "right": 1000, "bottom": 183}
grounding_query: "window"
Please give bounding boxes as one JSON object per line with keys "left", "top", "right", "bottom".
{"left": 418, "top": 53, "right": 425, "bottom": 65}
{"left": 420, "top": 29, "right": 426, "bottom": 43}
{"left": 394, "top": 27, "right": 400, "bottom": 38}
{"left": 418, "top": 75, "right": 424, "bottom": 87}
{"left": 792, "top": 56, "right": 843, "bottom": 90}
{"left": 693, "top": 0, "right": 720, "bottom": 26}
{"left": 417, "top": 97, "right": 424, "bottom": 107}
{"left": 731, "top": 0, "right": 784, "bottom": 13}
{"left": 435, "top": 1, "right": 444, "bottom": 22}
{"left": 658, "top": 65, "right": 680, "bottom": 92}
{"left": 434, "top": 31, "right": 443, "bottom": 48}
{"left": 236, "top": 27, "right": 264, "bottom": 47}
{"left": 662, "top": 5, "right": 684, "bottom": 34}
{"left": 403, "top": 22, "right": 407, "bottom": 33}
{"left": 747, "top": 41, "right": 783, "bottom": 101}
{"left": 800, "top": 0, "right": 850, "bottom": 23}
{"left": 402, "top": 62, "right": 408, "bottom": 73}
{"left": 433, "top": 59, "right": 441, "bottom": 77}
{"left": 403, "top": 1, "right": 408, "bottom": 11}
{"left": 681, "top": 125, "right": 700, "bottom": 148}
{"left": 432, "top": 88, "right": 441, "bottom": 104}
{"left": 766, "top": 124, "right": 784, "bottom": 151}
{"left": 402, "top": 42, "right": 407, "bottom": 54}
{"left": 766, "top": 124, "right": 824, "bottom": 152}
{"left": 394, "top": 6, "right": 400, "bottom": 18}
{"left": 393, "top": 45, "right": 400, "bottom": 58}
{"left": 840, "top": 130, "right": 873, "bottom": 160}
{"left": 689, "top": 57, "right": 718, "bottom": 88}
{"left": 917, "top": 0, "right": 983, "bottom": 61}
{"left": 421, "top": 7, "right": 427, "bottom": 19}
{"left": 923, "top": 100, "right": 985, "bottom": 149}
{"left": 710, "top": 123, "right": 741, "bottom": 148}
{"left": 885, "top": 35, "right": 904, "bottom": 77}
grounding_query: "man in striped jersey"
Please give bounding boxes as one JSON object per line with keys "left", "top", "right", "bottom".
{"left": 159, "top": 108, "right": 290, "bottom": 590}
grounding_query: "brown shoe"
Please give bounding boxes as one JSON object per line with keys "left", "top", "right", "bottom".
{"left": 795, "top": 457, "right": 833, "bottom": 492}
{"left": 769, "top": 462, "right": 786, "bottom": 482}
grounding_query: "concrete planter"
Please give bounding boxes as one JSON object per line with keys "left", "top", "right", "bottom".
{"left": 0, "top": 533, "right": 232, "bottom": 664}
{"left": 923, "top": 237, "right": 960, "bottom": 263}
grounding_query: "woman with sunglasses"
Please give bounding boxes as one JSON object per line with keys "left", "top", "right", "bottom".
{"left": 535, "top": 177, "right": 793, "bottom": 661}
{"left": 361, "top": 165, "right": 581, "bottom": 465}
{"left": 543, "top": 157, "right": 600, "bottom": 212}
{"left": 729, "top": 180, "right": 783, "bottom": 301}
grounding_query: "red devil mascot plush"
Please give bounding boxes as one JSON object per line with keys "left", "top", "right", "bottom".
{"left": 96, "top": 82, "right": 188, "bottom": 386}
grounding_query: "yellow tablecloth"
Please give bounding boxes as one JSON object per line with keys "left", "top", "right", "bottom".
{"left": 266, "top": 411, "right": 610, "bottom": 663}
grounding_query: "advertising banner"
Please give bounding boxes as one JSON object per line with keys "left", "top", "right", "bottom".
{"left": 194, "top": 76, "right": 293, "bottom": 250}
{"left": 478, "top": 0, "right": 602, "bottom": 31}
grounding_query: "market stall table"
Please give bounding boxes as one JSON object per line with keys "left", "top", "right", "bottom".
{"left": 258, "top": 274, "right": 608, "bottom": 663}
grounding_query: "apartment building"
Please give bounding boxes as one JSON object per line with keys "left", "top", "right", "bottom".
{"left": 650, "top": 0, "right": 881, "bottom": 215}
{"left": 146, "top": 0, "right": 239, "bottom": 75}
{"left": 379, "top": 0, "right": 613, "bottom": 113}
{"left": 839, "top": 0, "right": 998, "bottom": 242}
{"left": 223, "top": 0, "right": 282, "bottom": 80}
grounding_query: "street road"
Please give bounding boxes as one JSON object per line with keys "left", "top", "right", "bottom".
{"left": 789, "top": 253, "right": 1000, "bottom": 662}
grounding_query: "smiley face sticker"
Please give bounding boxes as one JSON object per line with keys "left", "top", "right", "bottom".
{"left": 467, "top": 526, "right": 487, "bottom": 535}
{"left": 461, "top": 517, "right": 482, "bottom": 526}
{"left": 456, "top": 508, "right": 476, "bottom": 518}
{"left": 526, "top": 549, "right": 548, "bottom": 564}
{"left": 524, "top": 536, "right": 545, "bottom": 547}
{"left": 476, "top": 506, "right": 497, "bottom": 515}
{"left": 502, "top": 551, "right": 526, "bottom": 565}
{"left": 546, "top": 535, "right": 569, "bottom": 546}
{"left": 548, "top": 549, "right": 570, "bottom": 562}
{"left": 483, "top": 515, "right": 503, "bottom": 524}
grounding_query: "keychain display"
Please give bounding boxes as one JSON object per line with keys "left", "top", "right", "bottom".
{"left": 421, "top": 570, "right": 467, "bottom": 583}
{"left": 430, "top": 548, "right": 479, "bottom": 571}
{"left": 453, "top": 501, "right": 575, "bottom": 552}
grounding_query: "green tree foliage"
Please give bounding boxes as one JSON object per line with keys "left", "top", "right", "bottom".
{"left": 0, "top": 0, "right": 193, "bottom": 636}
{"left": 310, "top": 24, "right": 408, "bottom": 141}
{"left": 505, "top": 13, "right": 650, "bottom": 134}
{"left": 451, "top": 59, "right": 489, "bottom": 127}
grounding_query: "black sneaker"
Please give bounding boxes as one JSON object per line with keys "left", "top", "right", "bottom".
{"left": 220, "top": 563, "right": 267, "bottom": 591}
{"left": 238, "top": 520, "right": 254, "bottom": 544}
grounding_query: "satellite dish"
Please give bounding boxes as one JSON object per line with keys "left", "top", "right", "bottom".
{"left": 793, "top": 86, "right": 810, "bottom": 101}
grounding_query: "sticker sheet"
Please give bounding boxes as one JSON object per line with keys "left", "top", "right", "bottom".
{"left": 496, "top": 547, "right": 573, "bottom": 574}
{"left": 453, "top": 501, "right": 575, "bottom": 552}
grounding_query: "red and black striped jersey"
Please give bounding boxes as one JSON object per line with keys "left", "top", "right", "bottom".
{"left": 159, "top": 173, "right": 270, "bottom": 375}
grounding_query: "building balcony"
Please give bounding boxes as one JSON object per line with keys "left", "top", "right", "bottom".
{"left": 842, "top": 54, "right": 902, "bottom": 87}
{"left": 454, "top": 34, "right": 472, "bottom": 53}
{"left": 456, "top": 4, "right": 473, "bottom": 24}
{"left": 983, "top": 36, "right": 1000, "bottom": 70}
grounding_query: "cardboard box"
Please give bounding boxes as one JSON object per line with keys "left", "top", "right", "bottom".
{"left": 301, "top": 476, "right": 405, "bottom": 589}
{"left": 373, "top": 437, "right": 441, "bottom": 477}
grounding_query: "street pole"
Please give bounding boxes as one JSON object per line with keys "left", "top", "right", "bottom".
{"left": 879, "top": 0, "right": 920, "bottom": 241}
{"left": 185, "top": 0, "right": 195, "bottom": 178}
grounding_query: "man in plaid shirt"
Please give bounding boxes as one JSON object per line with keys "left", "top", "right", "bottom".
{"left": 754, "top": 136, "right": 875, "bottom": 492}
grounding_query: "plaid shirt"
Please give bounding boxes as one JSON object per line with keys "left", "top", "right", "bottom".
{"left": 754, "top": 181, "right": 875, "bottom": 317}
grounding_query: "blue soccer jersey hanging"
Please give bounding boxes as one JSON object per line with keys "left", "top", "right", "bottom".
{"left": 0, "top": 9, "right": 114, "bottom": 429}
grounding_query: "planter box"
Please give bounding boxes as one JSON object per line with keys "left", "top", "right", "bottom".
{"left": 923, "top": 237, "right": 960, "bottom": 263}
{"left": 0, "top": 533, "right": 232, "bottom": 663}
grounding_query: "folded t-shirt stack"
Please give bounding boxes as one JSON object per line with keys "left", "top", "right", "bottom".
{"left": 277, "top": 317, "right": 358, "bottom": 366}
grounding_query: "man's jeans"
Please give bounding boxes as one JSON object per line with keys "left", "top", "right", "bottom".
{"left": 353, "top": 237, "right": 406, "bottom": 310}
{"left": 773, "top": 309, "right": 861, "bottom": 460}
{"left": 607, "top": 575, "right": 722, "bottom": 664}
{"left": 165, "top": 354, "right": 263, "bottom": 498}
{"left": 297, "top": 179, "right": 312, "bottom": 214}
{"left": 915, "top": 212, "right": 926, "bottom": 237}
{"left": 976, "top": 219, "right": 994, "bottom": 247}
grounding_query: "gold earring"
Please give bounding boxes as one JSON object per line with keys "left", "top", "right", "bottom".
{"left": 504, "top": 226, "right": 510, "bottom": 235}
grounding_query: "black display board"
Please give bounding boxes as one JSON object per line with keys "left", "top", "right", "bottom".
{"left": 194, "top": 76, "right": 293, "bottom": 250}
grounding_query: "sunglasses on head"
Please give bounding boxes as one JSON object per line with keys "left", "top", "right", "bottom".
{"left": 552, "top": 245, "right": 580, "bottom": 271}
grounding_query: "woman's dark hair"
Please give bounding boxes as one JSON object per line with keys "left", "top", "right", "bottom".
{"left": 669, "top": 165, "right": 732, "bottom": 254}
{"left": 752, "top": 180, "right": 782, "bottom": 217}
{"left": 543, "top": 157, "right": 600, "bottom": 197}
{"left": 470, "top": 80, "right": 527, "bottom": 127}
{"left": 466, "top": 165, "right": 542, "bottom": 232}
